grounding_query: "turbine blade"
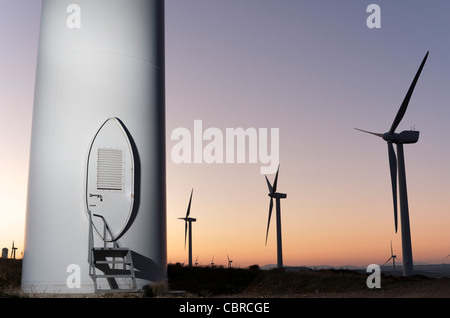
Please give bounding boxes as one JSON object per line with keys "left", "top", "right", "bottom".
{"left": 186, "top": 188, "right": 193, "bottom": 218}
{"left": 388, "top": 142, "right": 398, "bottom": 233}
{"left": 390, "top": 240, "right": 393, "bottom": 256}
{"left": 354, "top": 128, "right": 384, "bottom": 138}
{"left": 265, "top": 175, "right": 273, "bottom": 193}
{"left": 389, "top": 51, "right": 429, "bottom": 134}
{"left": 265, "top": 197, "right": 274, "bottom": 246}
{"left": 382, "top": 256, "right": 393, "bottom": 266}
{"left": 272, "top": 165, "right": 280, "bottom": 195}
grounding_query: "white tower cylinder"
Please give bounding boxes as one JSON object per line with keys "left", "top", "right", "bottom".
{"left": 1, "top": 248, "right": 8, "bottom": 259}
{"left": 22, "top": 0, "right": 166, "bottom": 293}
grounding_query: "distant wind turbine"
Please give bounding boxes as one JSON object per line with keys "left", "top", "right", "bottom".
{"left": 178, "top": 189, "right": 196, "bottom": 267}
{"left": 210, "top": 255, "right": 215, "bottom": 268}
{"left": 355, "top": 51, "right": 429, "bottom": 276}
{"left": 264, "top": 165, "right": 287, "bottom": 269}
{"left": 10, "top": 241, "right": 17, "bottom": 259}
{"left": 382, "top": 241, "right": 400, "bottom": 276}
{"left": 227, "top": 254, "right": 233, "bottom": 269}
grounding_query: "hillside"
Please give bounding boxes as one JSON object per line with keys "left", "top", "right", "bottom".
{"left": 168, "top": 263, "right": 450, "bottom": 297}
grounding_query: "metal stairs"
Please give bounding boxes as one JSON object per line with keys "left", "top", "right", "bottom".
{"left": 88, "top": 211, "right": 137, "bottom": 293}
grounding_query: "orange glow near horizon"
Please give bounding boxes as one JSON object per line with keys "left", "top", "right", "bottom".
{"left": 165, "top": 156, "right": 450, "bottom": 268}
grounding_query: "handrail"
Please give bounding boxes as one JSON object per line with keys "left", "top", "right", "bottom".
{"left": 87, "top": 210, "right": 119, "bottom": 265}
{"left": 88, "top": 211, "right": 122, "bottom": 277}
{"left": 91, "top": 213, "right": 120, "bottom": 248}
{"left": 87, "top": 210, "right": 94, "bottom": 274}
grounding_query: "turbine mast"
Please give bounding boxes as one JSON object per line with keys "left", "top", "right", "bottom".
{"left": 396, "top": 144, "right": 414, "bottom": 276}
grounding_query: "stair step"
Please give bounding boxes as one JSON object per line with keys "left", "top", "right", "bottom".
{"left": 93, "top": 247, "right": 130, "bottom": 251}
{"left": 94, "top": 260, "right": 132, "bottom": 265}
{"left": 96, "top": 288, "right": 138, "bottom": 293}
{"left": 93, "top": 248, "right": 131, "bottom": 258}
{"left": 91, "top": 266, "right": 134, "bottom": 275}
{"left": 95, "top": 274, "right": 135, "bottom": 278}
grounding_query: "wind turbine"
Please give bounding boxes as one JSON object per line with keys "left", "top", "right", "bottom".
{"left": 178, "top": 189, "right": 196, "bottom": 267}
{"left": 382, "top": 241, "right": 399, "bottom": 276}
{"left": 227, "top": 254, "right": 233, "bottom": 269}
{"left": 356, "top": 51, "right": 429, "bottom": 276}
{"left": 264, "top": 165, "right": 287, "bottom": 269}
{"left": 11, "top": 241, "right": 17, "bottom": 259}
{"left": 210, "top": 255, "right": 215, "bottom": 268}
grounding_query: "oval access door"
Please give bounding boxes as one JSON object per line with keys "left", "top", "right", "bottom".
{"left": 86, "top": 118, "right": 135, "bottom": 242}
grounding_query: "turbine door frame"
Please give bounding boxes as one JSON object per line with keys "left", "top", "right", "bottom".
{"left": 85, "top": 117, "right": 136, "bottom": 242}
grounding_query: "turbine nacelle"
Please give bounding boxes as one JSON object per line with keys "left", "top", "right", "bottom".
{"left": 355, "top": 128, "right": 420, "bottom": 144}
{"left": 268, "top": 192, "right": 287, "bottom": 199}
{"left": 382, "top": 130, "right": 420, "bottom": 144}
{"left": 178, "top": 217, "right": 197, "bottom": 222}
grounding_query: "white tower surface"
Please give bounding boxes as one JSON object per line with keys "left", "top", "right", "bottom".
{"left": 22, "top": 0, "right": 166, "bottom": 293}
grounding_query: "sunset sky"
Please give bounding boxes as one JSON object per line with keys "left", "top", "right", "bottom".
{"left": 2, "top": 1, "right": 450, "bottom": 269}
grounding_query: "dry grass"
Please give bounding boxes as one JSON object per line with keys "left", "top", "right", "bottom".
{"left": 0, "top": 259, "right": 23, "bottom": 298}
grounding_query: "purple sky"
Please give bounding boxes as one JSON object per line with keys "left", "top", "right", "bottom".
{"left": 2, "top": 1, "right": 450, "bottom": 267}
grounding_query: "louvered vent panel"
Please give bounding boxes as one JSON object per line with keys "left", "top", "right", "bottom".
{"left": 97, "top": 148, "right": 124, "bottom": 191}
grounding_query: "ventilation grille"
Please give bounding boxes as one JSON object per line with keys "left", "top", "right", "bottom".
{"left": 97, "top": 148, "right": 124, "bottom": 191}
